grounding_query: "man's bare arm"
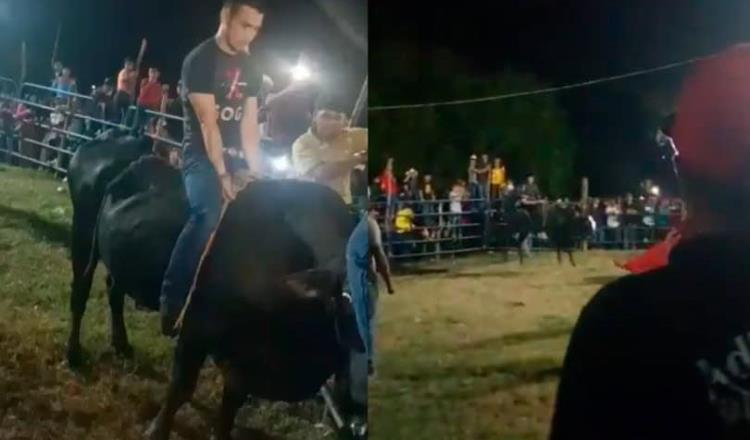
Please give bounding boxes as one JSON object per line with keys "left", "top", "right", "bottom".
{"left": 368, "top": 216, "right": 394, "bottom": 294}
{"left": 240, "top": 97, "right": 262, "bottom": 176}
{"left": 188, "top": 93, "right": 226, "bottom": 175}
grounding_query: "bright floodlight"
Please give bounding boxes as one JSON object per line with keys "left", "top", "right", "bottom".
{"left": 271, "top": 155, "right": 290, "bottom": 172}
{"left": 651, "top": 185, "right": 660, "bottom": 196}
{"left": 291, "top": 63, "right": 312, "bottom": 82}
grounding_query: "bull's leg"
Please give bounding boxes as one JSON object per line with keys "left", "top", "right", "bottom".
{"left": 213, "top": 368, "right": 249, "bottom": 440}
{"left": 517, "top": 232, "right": 527, "bottom": 265}
{"left": 557, "top": 247, "right": 563, "bottom": 265}
{"left": 67, "top": 213, "right": 98, "bottom": 368}
{"left": 107, "top": 275, "right": 133, "bottom": 358}
{"left": 146, "top": 338, "right": 207, "bottom": 440}
{"left": 568, "top": 250, "right": 576, "bottom": 267}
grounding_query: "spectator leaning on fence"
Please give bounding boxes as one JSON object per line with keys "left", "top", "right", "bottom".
{"left": 403, "top": 168, "right": 419, "bottom": 200}
{"left": 621, "top": 192, "right": 641, "bottom": 249}
{"left": 490, "top": 157, "right": 506, "bottom": 199}
{"left": 379, "top": 157, "right": 398, "bottom": 207}
{"left": 448, "top": 180, "right": 466, "bottom": 236}
{"left": 476, "top": 153, "right": 491, "bottom": 201}
{"left": 52, "top": 67, "right": 77, "bottom": 104}
{"left": 467, "top": 154, "right": 479, "bottom": 200}
{"left": 419, "top": 174, "right": 438, "bottom": 238}
{"left": 132, "top": 67, "right": 162, "bottom": 134}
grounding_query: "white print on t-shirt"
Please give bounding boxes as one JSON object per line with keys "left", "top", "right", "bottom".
{"left": 216, "top": 104, "right": 243, "bottom": 122}
{"left": 696, "top": 333, "right": 750, "bottom": 425}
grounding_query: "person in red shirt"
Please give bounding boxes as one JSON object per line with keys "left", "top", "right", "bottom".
{"left": 132, "top": 67, "right": 162, "bottom": 135}
{"left": 379, "top": 157, "right": 398, "bottom": 220}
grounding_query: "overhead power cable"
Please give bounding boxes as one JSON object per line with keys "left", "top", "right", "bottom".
{"left": 369, "top": 53, "right": 715, "bottom": 111}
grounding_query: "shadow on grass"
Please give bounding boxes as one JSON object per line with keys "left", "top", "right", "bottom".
{"left": 188, "top": 401, "right": 286, "bottom": 440}
{"left": 458, "top": 326, "right": 574, "bottom": 351}
{"left": 385, "top": 356, "right": 562, "bottom": 395}
{"left": 393, "top": 267, "right": 450, "bottom": 276}
{"left": 0, "top": 204, "right": 70, "bottom": 249}
{"left": 234, "top": 426, "right": 286, "bottom": 440}
{"left": 70, "top": 350, "right": 169, "bottom": 385}
{"left": 448, "top": 270, "right": 521, "bottom": 279}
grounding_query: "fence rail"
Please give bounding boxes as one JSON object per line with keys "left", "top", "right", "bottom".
{"left": 0, "top": 76, "right": 17, "bottom": 97}
{"left": 0, "top": 81, "right": 187, "bottom": 174}
{"left": 375, "top": 197, "right": 677, "bottom": 262}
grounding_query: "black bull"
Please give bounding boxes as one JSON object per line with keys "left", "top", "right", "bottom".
{"left": 488, "top": 202, "right": 593, "bottom": 265}
{"left": 66, "top": 136, "right": 360, "bottom": 439}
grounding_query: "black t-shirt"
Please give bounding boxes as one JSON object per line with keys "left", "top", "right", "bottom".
{"left": 550, "top": 235, "right": 750, "bottom": 440}
{"left": 476, "top": 159, "right": 490, "bottom": 184}
{"left": 181, "top": 38, "right": 262, "bottom": 160}
{"left": 521, "top": 182, "right": 541, "bottom": 200}
{"left": 622, "top": 199, "right": 643, "bottom": 225}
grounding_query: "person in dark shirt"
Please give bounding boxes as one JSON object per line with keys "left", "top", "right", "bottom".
{"left": 159, "top": 0, "right": 265, "bottom": 335}
{"left": 476, "top": 153, "right": 491, "bottom": 202}
{"left": 550, "top": 44, "right": 750, "bottom": 440}
{"left": 620, "top": 192, "right": 642, "bottom": 249}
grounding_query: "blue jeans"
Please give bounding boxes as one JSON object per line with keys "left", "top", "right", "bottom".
{"left": 160, "top": 156, "right": 223, "bottom": 311}
{"left": 346, "top": 216, "right": 373, "bottom": 360}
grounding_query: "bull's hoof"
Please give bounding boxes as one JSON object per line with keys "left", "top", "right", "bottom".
{"left": 339, "top": 417, "right": 367, "bottom": 440}
{"left": 67, "top": 345, "right": 85, "bottom": 370}
{"left": 113, "top": 342, "right": 134, "bottom": 359}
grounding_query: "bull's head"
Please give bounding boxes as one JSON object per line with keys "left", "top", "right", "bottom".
{"left": 282, "top": 269, "right": 365, "bottom": 353}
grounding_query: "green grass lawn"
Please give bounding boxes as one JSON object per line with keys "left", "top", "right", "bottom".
{"left": 0, "top": 165, "right": 329, "bottom": 440}
{"left": 370, "top": 249, "right": 633, "bottom": 440}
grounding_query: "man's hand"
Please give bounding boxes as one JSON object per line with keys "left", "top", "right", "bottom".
{"left": 232, "top": 169, "right": 262, "bottom": 193}
{"left": 219, "top": 173, "right": 236, "bottom": 202}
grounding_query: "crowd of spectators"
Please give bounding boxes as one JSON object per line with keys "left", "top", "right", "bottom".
{"left": 0, "top": 56, "right": 187, "bottom": 172}
{"left": 370, "top": 154, "right": 684, "bottom": 258}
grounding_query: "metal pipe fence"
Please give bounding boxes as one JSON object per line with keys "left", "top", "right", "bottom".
{"left": 374, "top": 197, "right": 677, "bottom": 261}
{"left": 0, "top": 81, "right": 186, "bottom": 173}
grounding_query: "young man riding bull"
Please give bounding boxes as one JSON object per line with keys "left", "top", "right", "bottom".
{"left": 550, "top": 44, "right": 750, "bottom": 440}
{"left": 160, "top": 0, "right": 265, "bottom": 335}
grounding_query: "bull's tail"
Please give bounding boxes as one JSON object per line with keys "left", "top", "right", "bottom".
{"left": 83, "top": 196, "right": 107, "bottom": 279}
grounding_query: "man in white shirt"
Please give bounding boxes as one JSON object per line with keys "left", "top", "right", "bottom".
{"left": 292, "top": 103, "right": 367, "bottom": 205}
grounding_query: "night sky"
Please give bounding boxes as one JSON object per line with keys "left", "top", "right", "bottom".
{"left": 370, "top": 0, "right": 750, "bottom": 195}
{"left": 0, "top": 0, "right": 366, "bottom": 111}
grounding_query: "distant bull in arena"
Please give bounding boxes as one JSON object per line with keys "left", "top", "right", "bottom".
{"left": 489, "top": 199, "right": 594, "bottom": 265}
{"left": 65, "top": 135, "right": 362, "bottom": 439}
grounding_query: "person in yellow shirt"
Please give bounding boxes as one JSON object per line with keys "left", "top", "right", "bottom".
{"left": 292, "top": 103, "right": 367, "bottom": 205}
{"left": 394, "top": 205, "right": 415, "bottom": 234}
{"left": 491, "top": 157, "right": 507, "bottom": 199}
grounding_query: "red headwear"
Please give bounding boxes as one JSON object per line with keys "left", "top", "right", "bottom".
{"left": 673, "top": 44, "right": 750, "bottom": 183}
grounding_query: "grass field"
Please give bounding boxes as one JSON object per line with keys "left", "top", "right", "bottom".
{"left": 0, "top": 165, "right": 331, "bottom": 440}
{"left": 370, "top": 247, "right": 633, "bottom": 440}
